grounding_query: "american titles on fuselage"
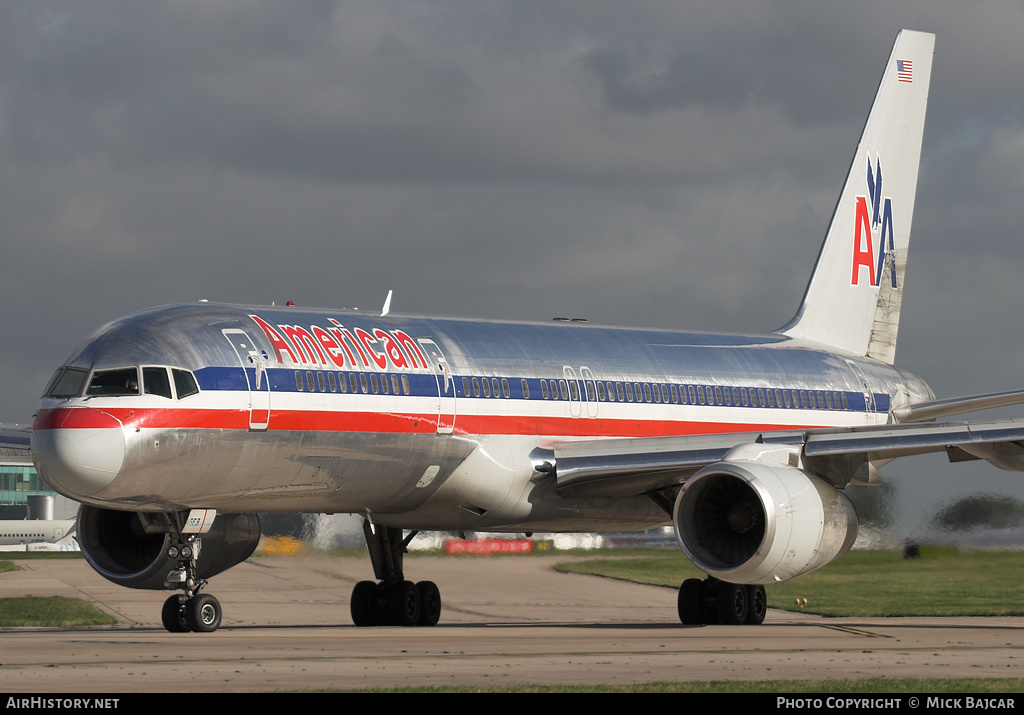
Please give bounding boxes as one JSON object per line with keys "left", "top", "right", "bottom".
{"left": 249, "top": 314, "right": 430, "bottom": 373}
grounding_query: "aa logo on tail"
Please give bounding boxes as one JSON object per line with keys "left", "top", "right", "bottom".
{"left": 851, "top": 154, "right": 897, "bottom": 288}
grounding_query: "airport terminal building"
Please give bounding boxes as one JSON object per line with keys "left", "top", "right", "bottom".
{"left": 0, "top": 447, "right": 78, "bottom": 520}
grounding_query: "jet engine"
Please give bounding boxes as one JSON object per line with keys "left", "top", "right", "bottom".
{"left": 76, "top": 505, "right": 261, "bottom": 590}
{"left": 673, "top": 460, "right": 858, "bottom": 585}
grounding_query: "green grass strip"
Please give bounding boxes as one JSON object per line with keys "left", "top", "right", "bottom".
{"left": 556, "top": 548, "right": 1024, "bottom": 617}
{"left": 0, "top": 596, "right": 117, "bottom": 628}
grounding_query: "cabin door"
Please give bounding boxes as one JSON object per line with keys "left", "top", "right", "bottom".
{"left": 418, "top": 338, "right": 456, "bottom": 434}
{"left": 223, "top": 329, "right": 271, "bottom": 430}
{"left": 845, "top": 359, "right": 874, "bottom": 418}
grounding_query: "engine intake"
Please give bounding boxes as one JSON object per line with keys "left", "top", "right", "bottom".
{"left": 77, "top": 505, "right": 261, "bottom": 590}
{"left": 674, "top": 461, "right": 858, "bottom": 584}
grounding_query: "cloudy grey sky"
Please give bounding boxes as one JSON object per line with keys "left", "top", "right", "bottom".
{"left": 3, "top": 2, "right": 1024, "bottom": 532}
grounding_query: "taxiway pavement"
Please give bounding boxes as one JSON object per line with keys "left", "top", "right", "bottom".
{"left": 1, "top": 554, "right": 1022, "bottom": 692}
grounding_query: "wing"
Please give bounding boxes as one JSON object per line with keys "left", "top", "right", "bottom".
{"left": 552, "top": 391, "right": 1024, "bottom": 498}
{"left": 0, "top": 424, "right": 31, "bottom": 452}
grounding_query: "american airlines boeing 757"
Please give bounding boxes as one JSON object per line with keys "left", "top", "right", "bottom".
{"left": 19, "top": 30, "right": 1024, "bottom": 632}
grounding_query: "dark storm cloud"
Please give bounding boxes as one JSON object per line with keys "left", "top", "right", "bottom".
{"left": 4, "top": 1, "right": 1024, "bottom": 531}
{"left": 0, "top": 2, "right": 879, "bottom": 185}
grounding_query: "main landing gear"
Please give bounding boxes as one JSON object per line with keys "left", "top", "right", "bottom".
{"left": 160, "top": 534, "right": 222, "bottom": 633}
{"left": 350, "top": 519, "right": 442, "bottom": 627}
{"left": 677, "top": 576, "right": 767, "bottom": 626}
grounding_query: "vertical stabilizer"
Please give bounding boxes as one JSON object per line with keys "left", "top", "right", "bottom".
{"left": 781, "top": 30, "right": 934, "bottom": 364}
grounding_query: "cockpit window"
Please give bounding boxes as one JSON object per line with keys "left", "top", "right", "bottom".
{"left": 86, "top": 368, "right": 140, "bottom": 397}
{"left": 142, "top": 367, "right": 172, "bottom": 399}
{"left": 172, "top": 369, "right": 200, "bottom": 399}
{"left": 44, "top": 368, "right": 88, "bottom": 398}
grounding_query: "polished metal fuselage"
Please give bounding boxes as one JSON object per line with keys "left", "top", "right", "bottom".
{"left": 32, "top": 302, "right": 932, "bottom": 531}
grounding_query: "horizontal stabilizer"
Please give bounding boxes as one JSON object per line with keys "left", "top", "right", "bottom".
{"left": 891, "top": 389, "right": 1024, "bottom": 423}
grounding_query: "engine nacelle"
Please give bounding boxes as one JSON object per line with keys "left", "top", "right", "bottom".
{"left": 673, "top": 460, "right": 858, "bottom": 585}
{"left": 77, "top": 505, "right": 261, "bottom": 590}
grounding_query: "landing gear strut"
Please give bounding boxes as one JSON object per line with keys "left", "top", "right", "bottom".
{"left": 350, "top": 518, "right": 441, "bottom": 627}
{"left": 159, "top": 530, "right": 223, "bottom": 633}
{"left": 677, "top": 576, "right": 766, "bottom": 626}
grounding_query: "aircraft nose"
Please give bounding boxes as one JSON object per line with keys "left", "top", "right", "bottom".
{"left": 31, "top": 407, "right": 126, "bottom": 499}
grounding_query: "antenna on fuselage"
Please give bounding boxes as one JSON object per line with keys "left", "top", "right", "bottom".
{"left": 381, "top": 290, "right": 393, "bottom": 317}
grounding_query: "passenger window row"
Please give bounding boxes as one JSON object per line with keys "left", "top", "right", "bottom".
{"left": 458, "top": 376, "right": 852, "bottom": 411}
{"left": 295, "top": 370, "right": 411, "bottom": 396}
{"left": 460, "top": 377, "right": 515, "bottom": 399}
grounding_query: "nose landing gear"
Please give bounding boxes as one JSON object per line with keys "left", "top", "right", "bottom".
{"left": 159, "top": 530, "right": 223, "bottom": 633}
{"left": 162, "top": 592, "right": 222, "bottom": 633}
